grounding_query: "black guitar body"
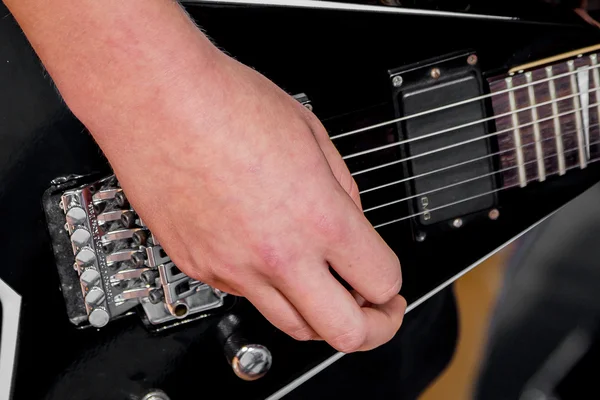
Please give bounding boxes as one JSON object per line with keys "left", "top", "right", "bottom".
{"left": 2, "top": 1, "right": 600, "bottom": 399}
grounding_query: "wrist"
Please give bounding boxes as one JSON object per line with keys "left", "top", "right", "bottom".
{"left": 5, "top": 0, "right": 222, "bottom": 135}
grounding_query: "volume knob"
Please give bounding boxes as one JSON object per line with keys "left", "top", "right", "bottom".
{"left": 216, "top": 313, "right": 272, "bottom": 381}
{"left": 231, "top": 344, "right": 272, "bottom": 381}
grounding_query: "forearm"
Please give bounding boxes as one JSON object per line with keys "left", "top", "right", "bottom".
{"left": 3, "top": 0, "right": 220, "bottom": 140}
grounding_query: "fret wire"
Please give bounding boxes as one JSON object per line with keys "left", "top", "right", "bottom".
{"left": 568, "top": 60, "right": 587, "bottom": 168}
{"left": 342, "top": 86, "right": 596, "bottom": 162}
{"left": 358, "top": 123, "right": 597, "bottom": 195}
{"left": 330, "top": 62, "right": 600, "bottom": 141}
{"left": 341, "top": 89, "right": 589, "bottom": 161}
{"left": 363, "top": 138, "right": 600, "bottom": 213}
{"left": 505, "top": 76, "right": 527, "bottom": 187}
{"left": 546, "top": 65, "right": 566, "bottom": 175}
{"left": 373, "top": 156, "right": 600, "bottom": 229}
{"left": 349, "top": 100, "right": 599, "bottom": 174}
{"left": 591, "top": 54, "right": 600, "bottom": 152}
{"left": 526, "top": 71, "right": 546, "bottom": 181}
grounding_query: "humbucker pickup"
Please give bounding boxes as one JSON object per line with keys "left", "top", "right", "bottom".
{"left": 43, "top": 173, "right": 230, "bottom": 329}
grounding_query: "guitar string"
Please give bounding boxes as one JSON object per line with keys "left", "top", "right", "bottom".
{"left": 363, "top": 138, "right": 600, "bottom": 213}
{"left": 342, "top": 97, "right": 598, "bottom": 161}
{"left": 372, "top": 156, "right": 600, "bottom": 230}
{"left": 342, "top": 88, "right": 593, "bottom": 160}
{"left": 359, "top": 122, "right": 600, "bottom": 195}
{"left": 329, "top": 62, "right": 600, "bottom": 140}
{"left": 348, "top": 101, "right": 599, "bottom": 175}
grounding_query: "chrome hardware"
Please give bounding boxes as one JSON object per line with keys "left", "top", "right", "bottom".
{"left": 293, "top": 92, "right": 313, "bottom": 111}
{"left": 54, "top": 174, "right": 228, "bottom": 329}
{"left": 142, "top": 389, "right": 170, "bottom": 400}
{"left": 392, "top": 75, "right": 403, "bottom": 87}
{"left": 488, "top": 209, "right": 500, "bottom": 220}
{"left": 452, "top": 218, "right": 463, "bottom": 228}
{"left": 232, "top": 345, "right": 273, "bottom": 381}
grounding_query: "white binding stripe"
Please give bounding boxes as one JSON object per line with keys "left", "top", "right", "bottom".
{"left": 264, "top": 205, "right": 563, "bottom": 400}
{"left": 546, "top": 66, "right": 567, "bottom": 175}
{"left": 526, "top": 72, "right": 546, "bottom": 181}
{"left": 506, "top": 77, "right": 527, "bottom": 187}
{"left": 568, "top": 60, "right": 587, "bottom": 168}
{"left": 0, "top": 278, "right": 21, "bottom": 400}
{"left": 183, "top": 0, "right": 518, "bottom": 20}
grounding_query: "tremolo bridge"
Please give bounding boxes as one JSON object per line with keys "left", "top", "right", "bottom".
{"left": 44, "top": 174, "right": 230, "bottom": 329}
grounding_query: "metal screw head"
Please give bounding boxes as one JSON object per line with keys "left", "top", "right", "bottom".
{"left": 392, "top": 75, "right": 403, "bottom": 87}
{"left": 430, "top": 68, "right": 441, "bottom": 79}
{"left": 452, "top": 218, "right": 463, "bottom": 228}
{"left": 467, "top": 54, "right": 478, "bottom": 65}
{"left": 142, "top": 390, "right": 170, "bottom": 400}
{"left": 488, "top": 209, "right": 500, "bottom": 220}
{"left": 148, "top": 289, "right": 164, "bottom": 304}
{"left": 131, "top": 251, "right": 147, "bottom": 267}
{"left": 416, "top": 232, "right": 426, "bottom": 242}
{"left": 303, "top": 102, "right": 313, "bottom": 111}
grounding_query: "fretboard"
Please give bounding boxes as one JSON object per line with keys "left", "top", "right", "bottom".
{"left": 487, "top": 51, "right": 600, "bottom": 188}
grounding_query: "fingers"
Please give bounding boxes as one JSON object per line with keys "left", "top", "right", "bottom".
{"left": 243, "top": 282, "right": 320, "bottom": 342}
{"left": 323, "top": 191, "right": 402, "bottom": 306}
{"left": 275, "top": 258, "right": 404, "bottom": 353}
{"left": 358, "top": 294, "right": 407, "bottom": 351}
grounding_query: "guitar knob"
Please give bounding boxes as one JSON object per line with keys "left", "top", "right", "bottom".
{"left": 216, "top": 313, "right": 272, "bottom": 381}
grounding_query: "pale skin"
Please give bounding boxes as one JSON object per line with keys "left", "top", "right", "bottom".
{"left": 4, "top": 0, "right": 407, "bottom": 352}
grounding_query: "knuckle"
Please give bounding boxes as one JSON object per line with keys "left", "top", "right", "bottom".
{"left": 311, "top": 211, "right": 346, "bottom": 243}
{"left": 255, "top": 243, "right": 295, "bottom": 280}
{"left": 330, "top": 326, "right": 367, "bottom": 353}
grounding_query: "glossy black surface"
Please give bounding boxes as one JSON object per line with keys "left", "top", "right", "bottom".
{"left": 2, "top": 1, "right": 600, "bottom": 399}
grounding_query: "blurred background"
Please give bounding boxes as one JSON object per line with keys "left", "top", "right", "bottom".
{"left": 421, "top": 181, "right": 600, "bottom": 400}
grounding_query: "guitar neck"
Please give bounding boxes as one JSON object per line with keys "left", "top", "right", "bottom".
{"left": 487, "top": 46, "right": 600, "bottom": 189}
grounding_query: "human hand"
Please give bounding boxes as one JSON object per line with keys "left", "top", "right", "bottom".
{"left": 5, "top": 0, "right": 406, "bottom": 352}
{"left": 104, "top": 51, "right": 406, "bottom": 352}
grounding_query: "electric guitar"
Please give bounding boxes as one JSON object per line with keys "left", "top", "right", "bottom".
{"left": 2, "top": 1, "right": 600, "bottom": 399}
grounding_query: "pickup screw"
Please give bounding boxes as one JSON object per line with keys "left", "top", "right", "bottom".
{"left": 416, "top": 232, "right": 426, "bottom": 242}
{"left": 431, "top": 68, "right": 441, "bottom": 79}
{"left": 392, "top": 75, "right": 403, "bottom": 87}
{"left": 467, "top": 54, "right": 478, "bottom": 65}
{"left": 452, "top": 218, "right": 463, "bottom": 228}
{"left": 488, "top": 209, "right": 500, "bottom": 220}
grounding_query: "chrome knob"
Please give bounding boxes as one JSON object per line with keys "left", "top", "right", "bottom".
{"left": 231, "top": 344, "right": 272, "bottom": 381}
{"left": 216, "top": 313, "right": 272, "bottom": 381}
